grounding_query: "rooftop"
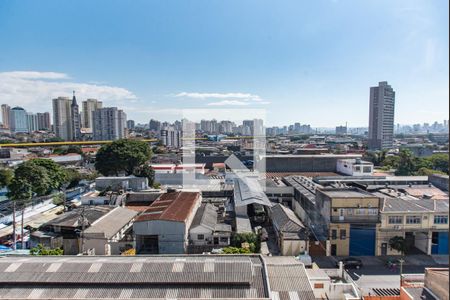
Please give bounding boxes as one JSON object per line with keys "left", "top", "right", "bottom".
{"left": 319, "top": 188, "right": 376, "bottom": 199}
{"left": 41, "top": 206, "right": 114, "bottom": 229}
{"left": 0, "top": 255, "right": 269, "bottom": 299}
{"left": 84, "top": 207, "right": 138, "bottom": 239}
{"left": 135, "top": 191, "right": 201, "bottom": 223}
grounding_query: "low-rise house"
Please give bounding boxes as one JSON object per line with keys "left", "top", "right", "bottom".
{"left": 270, "top": 204, "right": 308, "bottom": 256}
{"left": 336, "top": 158, "right": 374, "bottom": 176}
{"left": 36, "top": 206, "right": 114, "bottom": 255}
{"left": 189, "top": 203, "right": 232, "bottom": 251}
{"left": 84, "top": 206, "right": 138, "bottom": 255}
{"left": 134, "top": 191, "right": 202, "bottom": 254}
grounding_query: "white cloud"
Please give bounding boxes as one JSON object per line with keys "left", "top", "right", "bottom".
{"left": 0, "top": 71, "right": 137, "bottom": 113}
{"left": 207, "top": 100, "right": 251, "bottom": 106}
{"left": 174, "top": 91, "right": 269, "bottom": 106}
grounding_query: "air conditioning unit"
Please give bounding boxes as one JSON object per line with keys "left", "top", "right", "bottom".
{"left": 393, "top": 225, "right": 401, "bottom": 230}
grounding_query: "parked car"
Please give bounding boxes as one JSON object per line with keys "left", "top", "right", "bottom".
{"left": 336, "top": 257, "right": 363, "bottom": 269}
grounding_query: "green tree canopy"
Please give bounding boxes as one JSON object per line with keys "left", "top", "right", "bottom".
{"left": 395, "top": 150, "right": 416, "bottom": 176}
{"left": 133, "top": 165, "right": 155, "bottom": 185}
{"left": 30, "top": 243, "right": 63, "bottom": 255}
{"left": 13, "top": 161, "right": 51, "bottom": 196}
{"left": 30, "top": 159, "right": 68, "bottom": 190}
{"left": 7, "top": 177, "right": 32, "bottom": 206}
{"left": 0, "top": 168, "right": 13, "bottom": 187}
{"left": 389, "top": 236, "right": 408, "bottom": 255}
{"left": 95, "top": 139, "right": 152, "bottom": 176}
{"left": 426, "top": 153, "right": 449, "bottom": 174}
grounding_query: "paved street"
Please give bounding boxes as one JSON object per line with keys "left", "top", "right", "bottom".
{"left": 312, "top": 254, "right": 449, "bottom": 295}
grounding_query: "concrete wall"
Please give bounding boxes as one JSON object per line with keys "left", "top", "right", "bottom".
{"left": 134, "top": 220, "right": 187, "bottom": 254}
{"left": 280, "top": 239, "right": 307, "bottom": 256}
{"left": 425, "top": 269, "right": 449, "bottom": 300}
{"left": 429, "top": 174, "right": 449, "bottom": 192}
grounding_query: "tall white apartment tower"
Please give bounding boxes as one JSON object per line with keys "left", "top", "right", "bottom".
{"left": 82, "top": 98, "right": 102, "bottom": 130}
{"left": 93, "top": 107, "right": 127, "bottom": 140}
{"left": 368, "top": 81, "right": 396, "bottom": 150}
{"left": 52, "top": 97, "right": 73, "bottom": 140}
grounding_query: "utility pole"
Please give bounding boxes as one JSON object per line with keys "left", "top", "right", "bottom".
{"left": 79, "top": 207, "right": 86, "bottom": 254}
{"left": 21, "top": 205, "right": 24, "bottom": 250}
{"left": 12, "top": 201, "right": 16, "bottom": 250}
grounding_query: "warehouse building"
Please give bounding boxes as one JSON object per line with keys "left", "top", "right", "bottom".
{"left": 0, "top": 255, "right": 315, "bottom": 300}
{"left": 134, "top": 191, "right": 202, "bottom": 254}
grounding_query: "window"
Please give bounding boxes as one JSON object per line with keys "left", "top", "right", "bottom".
{"left": 197, "top": 234, "right": 204, "bottom": 240}
{"left": 363, "top": 166, "right": 372, "bottom": 173}
{"left": 389, "top": 216, "right": 403, "bottom": 224}
{"left": 331, "top": 229, "right": 337, "bottom": 240}
{"left": 368, "top": 208, "right": 378, "bottom": 215}
{"left": 340, "top": 229, "right": 346, "bottom": 240}
{"left": 406, "top": 216, "right": 421, "bottom": 224}
{"left": 434, "top": 215, "right": 448, "bottom": 224}
{"left": 314, "top": 283, "right": 324, "bottom": 289}
{"left": 220, "top": 237, "right": 228, "bottom": 243}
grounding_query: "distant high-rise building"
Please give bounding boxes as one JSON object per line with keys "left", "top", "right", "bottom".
{"left": 93, "top": 107, "right": 127, "bottom": 140}
{"left": 27, "top": 113, "right": 39, "bottom": 132}
{"left": 71, "top": 91, "right": 81, "bottom": 141}
{"left": 37, "top": 112, "right": 51, "bottom": 130}
{"left": 9, "top": 107, "right": 28, "bottom": 133}
{"left": 149, "top": 119, "right": 161, "bottom": 132}
{"left": 52, "top": 96, "right": 72, "bottom": 140}
{"left": 127, "top": 120, "right": 135, "bottom": 129}
{"left": 160, "top": 126, "right": 182, "bottom": 148}
{"left": 1, "top": 104, "right": 10, "bottom": 129}
{"left": 82, "top": 98, "right": 102, "bottom": 129}
{"left": 336, "top": 125, "right": 347, "bottom": 135}
{"left": 368, "top": 81, "right": 395, "bottom": 150}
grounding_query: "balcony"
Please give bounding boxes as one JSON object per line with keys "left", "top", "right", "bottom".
{"left": 331, "top": 215, "right": 379, "bottom": 223}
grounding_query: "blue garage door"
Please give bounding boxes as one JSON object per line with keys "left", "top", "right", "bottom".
{"left": 350, "top": 225, "right": 376, "bottom": 256}
{"left": 432, "top": 232, "right": 449, "bottom": 255}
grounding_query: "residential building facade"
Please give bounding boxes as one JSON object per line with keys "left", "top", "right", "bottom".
{"left": 368, "top": 81, "right": 396, "bottom": 150}
{"left": 92, "top": 107, "right": 127, "bottom": 140}
{"left": 9, "top": 106, "right": 28, "bottom": 133}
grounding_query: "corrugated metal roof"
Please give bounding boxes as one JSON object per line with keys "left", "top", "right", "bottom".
{"left": 234, "top": 178, "right": 272, "bottom": 208}
{"left": 135, "top": 192, "right": 200, "bottom": 223}
{"left": 0, "top": 255, "right": 270, "bottom": 299}
{"left": 270, "top": 204, "right": 306, "bottom": 240}
{"left": 84, "top": 207, "right": 138, "bottom": 239}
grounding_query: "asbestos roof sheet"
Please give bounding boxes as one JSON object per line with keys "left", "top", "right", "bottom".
{"left": 234, "top": 178, "right": 272, "bottom": 208}
{"left": 84, "top": 207, "right": 138, "bottom": 239}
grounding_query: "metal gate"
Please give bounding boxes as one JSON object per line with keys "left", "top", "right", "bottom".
{"left": 349, "top": 225, "right": 375, "bottom": 256}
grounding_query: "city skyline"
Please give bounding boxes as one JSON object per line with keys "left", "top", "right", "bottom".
{"left": 0, "top": 0, "right": 448, "bottom": 127}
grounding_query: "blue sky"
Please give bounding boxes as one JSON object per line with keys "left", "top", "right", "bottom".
{"left": 0, "top": 0, "right": 448, "bottom": 126}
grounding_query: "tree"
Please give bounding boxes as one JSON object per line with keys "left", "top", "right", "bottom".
{"left": 0, "top": 168, "right": 13, "bottom": 187}
{"left": 133, "top": 165, "right": 155, "bottom": 186}
{"left": 415, "top": 167, "right": 447, "bottom": 176}
{"left": 30, "top": 243, "right": 63, "bottom": 255}
{"left": 30, "top": 159, "right": 67, "bottom": 191}
{"left": 95, "top": 139, "right": 152, "bottom": 176}
{"left": 13, "top": 161, "right": 51, "bottom": 196}
{"left": 395, "top": 150, "right": 416, "bottom": 176}
{"left": 389, "top": 236, "right": 408, "bottom": 255}
{"left": 381, "top": 155, "right": 400, "bottom": 169}
{"left": 427, "top": 154, "right": 449, "bottom": 174}
{"left": 64, "top": 168, "right": 82, "bottom": 189}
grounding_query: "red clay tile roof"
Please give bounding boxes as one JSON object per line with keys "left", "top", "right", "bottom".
{"left": 135, "top": 192, "right": 200, "bottom": 223}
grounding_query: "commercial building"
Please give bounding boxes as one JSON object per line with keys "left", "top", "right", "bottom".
{"left": 9, "top": 106, "right": 28, "bottom": 133}
{"left": 336, "top": 125, "right": 347, "bottom": 135}
{"left": 1, "top": 104, "right": 10, "bottom": 129}
{"left": 81, "top": 98, "right": 102, "bottom": 130}
{"left": 95, "top": 176, "right": 149, "bottom": 192}
{"left": 134, "top": 191, "right": 202, "bottom": 254}
{"left": 316, "top": 188, "right": 381, "bottom": 256}
{"left": 259, "top": 154, "right": 362, "bottom": 173}
{"left": 92, "top": 107, "right": 127, "bottom": 140}
{"left": 368, "top": 81, "right": 396, "bottom": 150}
{"left": 376, "top": 195, "right": 449, "bottom": 255}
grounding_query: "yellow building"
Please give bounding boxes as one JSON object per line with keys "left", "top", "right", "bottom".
{"left": 376, "top": 195, "right": 449, "bottom": 255}
{"left": 315, "top": 188, "right": 380, "bottom": 256}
